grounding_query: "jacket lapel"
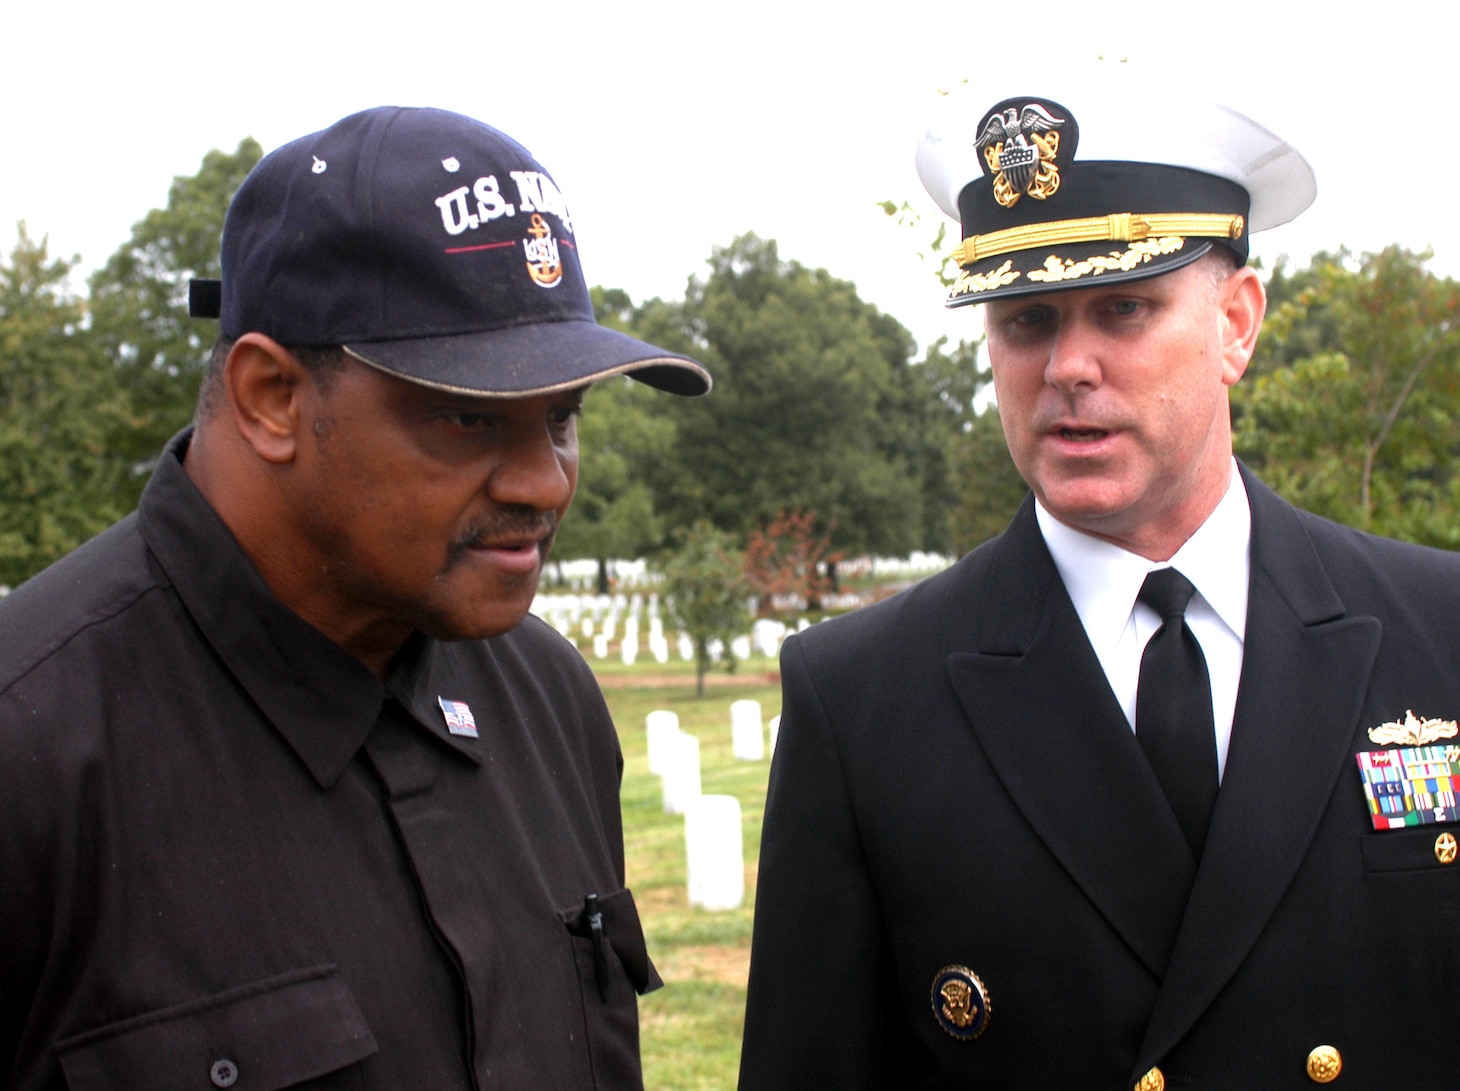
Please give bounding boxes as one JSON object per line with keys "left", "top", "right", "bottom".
{"left": 946, "top": 499, "right": 1197, "bottom": 978}
{"left": 1133, "top": 470, "right": 1382, "bottom": 1070}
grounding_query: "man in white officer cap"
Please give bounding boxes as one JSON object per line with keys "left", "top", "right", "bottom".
{"left": 741, "top": 64, "right": 1460, "bottom": 1089}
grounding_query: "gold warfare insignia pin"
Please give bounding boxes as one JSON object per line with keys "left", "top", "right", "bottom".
{"left": 931, "top": 965, "right": 991, "bottom": 1040}
{"left": 1367, "top": 709, "right": 1459, "bottom": 746}
{"left": 975, "top": 99, "right": 1071, "bottom": 209}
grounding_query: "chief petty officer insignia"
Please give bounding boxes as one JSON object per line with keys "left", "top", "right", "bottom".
{"left": 930, "top": 965, "right": 991, "bottom": 1040}
{"left": 975, "top": 99, "right": 1071, "bottom": 208}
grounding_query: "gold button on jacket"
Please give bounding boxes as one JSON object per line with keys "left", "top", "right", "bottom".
{"left": 1307, "top": 1045, "right": 1342, "bottom": 1083}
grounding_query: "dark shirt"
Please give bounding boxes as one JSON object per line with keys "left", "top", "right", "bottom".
{"left": 0, "top": 431, "right": 658, "bottom": 1090}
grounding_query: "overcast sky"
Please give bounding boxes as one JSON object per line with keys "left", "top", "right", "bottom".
{"left": 4, "top": 0, "right": 1453, "bottom": 354}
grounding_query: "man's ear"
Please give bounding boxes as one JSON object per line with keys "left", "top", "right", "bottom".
{"left": 221, "top": 333, "right": 307, "bottom": 464}
{"left": 1218, "top": 264, "right": 1266, "bottom": 388}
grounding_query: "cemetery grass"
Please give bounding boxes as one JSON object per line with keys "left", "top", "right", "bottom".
{"left": 593, "top": 653, "right": 780, "bottom": 1091}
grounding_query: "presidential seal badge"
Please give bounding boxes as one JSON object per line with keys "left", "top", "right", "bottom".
{"left": 930, "top": 965, "right": 990, "bottom": 1040}
{"left": 974, "top": 99, "right": 1072, "bottom": 209}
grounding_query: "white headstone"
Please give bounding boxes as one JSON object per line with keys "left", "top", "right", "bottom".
{"left": 731, "top": 699, "right": 764, "bottom": 761}
{"left": 661, "top": 732, "right": 702, "bottom": 814}
{"left": 730, "top": 635, "right": 752, "bottom": 661}
{"left": 645, "top": 710, "right": 681, "bottom": 775}
{"left": 685, "top": 794, "right": 744, "bottom": 910}
{"left": 678, "top": 633, "right": 694, "bottom": 661}
{"left": 592, "top": 633, "right": 609, "bottom": 659}
{"left": 650, "top": 633, "right": 670, "bottom": 664}
{"left": 751, "top": 619, "right": 786, "bottom": 658}
{"left": 621, "top": 631, "right": 638, "bottom": 665}
{"left": 768, "top": 713, "right": 782, "bottom": 756}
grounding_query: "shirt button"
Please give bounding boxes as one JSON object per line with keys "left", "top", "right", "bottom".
{"left": 210, "top": 1058, "right": 239, "bottom": 1087}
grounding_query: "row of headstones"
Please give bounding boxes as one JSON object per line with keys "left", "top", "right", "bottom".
{"left": 545, "top": 558, "right": 656, "bottom": 591}
{"left": 533, "top": 591, "right": 802, "bottom": 665}
{"left": 647, "top": 702, "right": 781, "bottom": 911}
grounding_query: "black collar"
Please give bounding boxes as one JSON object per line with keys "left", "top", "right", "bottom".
{"left": 137, "top": 429, "right": 482, "bottom": 787}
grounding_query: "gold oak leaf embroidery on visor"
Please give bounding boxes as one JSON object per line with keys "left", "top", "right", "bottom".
{"left": 950, "top": 259, "right": 1022, "bottom": 298}
{"left": 1026, "top": 237, "right": 1186, "bottom": 285}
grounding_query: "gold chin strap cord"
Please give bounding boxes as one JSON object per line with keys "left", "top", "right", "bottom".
{"left": 954, "top": 212, "right": 1245, "bottom": 267}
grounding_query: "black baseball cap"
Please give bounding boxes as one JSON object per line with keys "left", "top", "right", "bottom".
{"left": 190, "top": 106, "right": 710, "bottom": 397}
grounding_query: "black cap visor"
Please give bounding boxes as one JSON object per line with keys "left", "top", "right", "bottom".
{"left": 343, "top": 318, "right": 711, "bottom": 397}
{"left": 948, "top": 237, "right": 1220, "bottom": 307}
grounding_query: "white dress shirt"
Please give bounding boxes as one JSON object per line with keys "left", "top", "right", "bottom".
{"left": 1035, "top": 460, "right": 1251, "bottom": 780}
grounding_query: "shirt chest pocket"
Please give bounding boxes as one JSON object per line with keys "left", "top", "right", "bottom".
{"left": 1361, "top": 827, "right": 1460, "bottom": 875}
{"left": 558, "top": 887, "right": 663, "bottom": 1089}
{"left": 56, "top": 965, "right": 377, "bottom": 1091}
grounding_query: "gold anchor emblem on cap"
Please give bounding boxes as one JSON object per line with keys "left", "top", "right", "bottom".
{"left": 524, "top": 213, "right": 563, "bottom": 287}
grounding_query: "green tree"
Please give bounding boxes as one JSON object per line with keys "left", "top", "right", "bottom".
{"left": 630, "top": 233, "right": 949, "bottom": 557}
{"left": 1234, "top": 246, "right": 1460, "bottom": 545}
{"left": 661, "top": 521, "right": 751, "bottom": 698}
{"left": 88, "top": 138, "right": 262, "bottom": 503}
{"left": 556, "top": 374, "right": 677, "bottom": 591}
{"left": 554, "top": 288, "right": 681, "bottom": 592}
{"left": 950, "top": 406, "right": 1031, "bottom": 552}
{"left": 0, "top": 227, "right": 133, "bottom": 587}
{"left": 882, "top": 204, "right": 1031, "bottom": 554}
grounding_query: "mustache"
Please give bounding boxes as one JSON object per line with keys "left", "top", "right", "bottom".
{"left": 447, "top": 508, "right": 560, "bottom": 558}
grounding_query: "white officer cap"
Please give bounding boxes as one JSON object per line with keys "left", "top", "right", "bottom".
{"left": 916, "top": 61, "right": 1316, "bottom": 305}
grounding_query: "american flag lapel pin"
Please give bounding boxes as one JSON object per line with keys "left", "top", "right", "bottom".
{"left": 437, "top": 697, "right": 479, "bottom": 738}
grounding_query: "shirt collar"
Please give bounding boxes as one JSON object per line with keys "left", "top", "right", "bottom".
{"left": 1036, "top": 459, "right": 1251, "bottom": 646}
{"left": 137, "top": 429, "right": 481, "bottom": 788}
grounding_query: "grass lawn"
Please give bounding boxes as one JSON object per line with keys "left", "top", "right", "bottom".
{"left": 590, "top": 652, "right": 781, "bottom": 1091}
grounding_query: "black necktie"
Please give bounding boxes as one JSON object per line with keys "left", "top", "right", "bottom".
{"left": 1136, "top": 568, "right": 1218, "bottom": 858}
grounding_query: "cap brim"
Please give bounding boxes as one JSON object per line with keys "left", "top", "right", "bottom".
{"left": 947, "top": 237, "right": 1217, "bottom": 307}
{"left": 343, "top": 319, "right": 710, "bottom": 397}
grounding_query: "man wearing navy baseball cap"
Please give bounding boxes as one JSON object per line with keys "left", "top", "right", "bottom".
{"left": 742, "top": 64, "right": 1460, "bottom": 1089}
{"left": 0, "top": 107, "right": 708, "bottom": 1089}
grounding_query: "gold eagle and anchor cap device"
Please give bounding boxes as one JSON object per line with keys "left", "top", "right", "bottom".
{"left": 915, "top": 63, "right": 1317, "bottom": 305}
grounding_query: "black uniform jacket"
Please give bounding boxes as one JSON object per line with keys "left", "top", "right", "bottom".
{"left": 0, "top": 432, "right": 658, "bottom": 1090}
{"left": 740, "top": 468, "right": 1460, "bottom": 1089}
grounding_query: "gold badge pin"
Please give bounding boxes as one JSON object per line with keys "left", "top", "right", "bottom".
{"left": 1367, "top": 710, "right": 1459, "bottom": 746}
{"left": 1135, "top": 1066, "right": 1164, "bottom": 1091}
{"left": 930, "top": 965, "right": 991, "bottom": 1040}
{"left": 1436, "top": 832, "right": 1458, "bottom": 864}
